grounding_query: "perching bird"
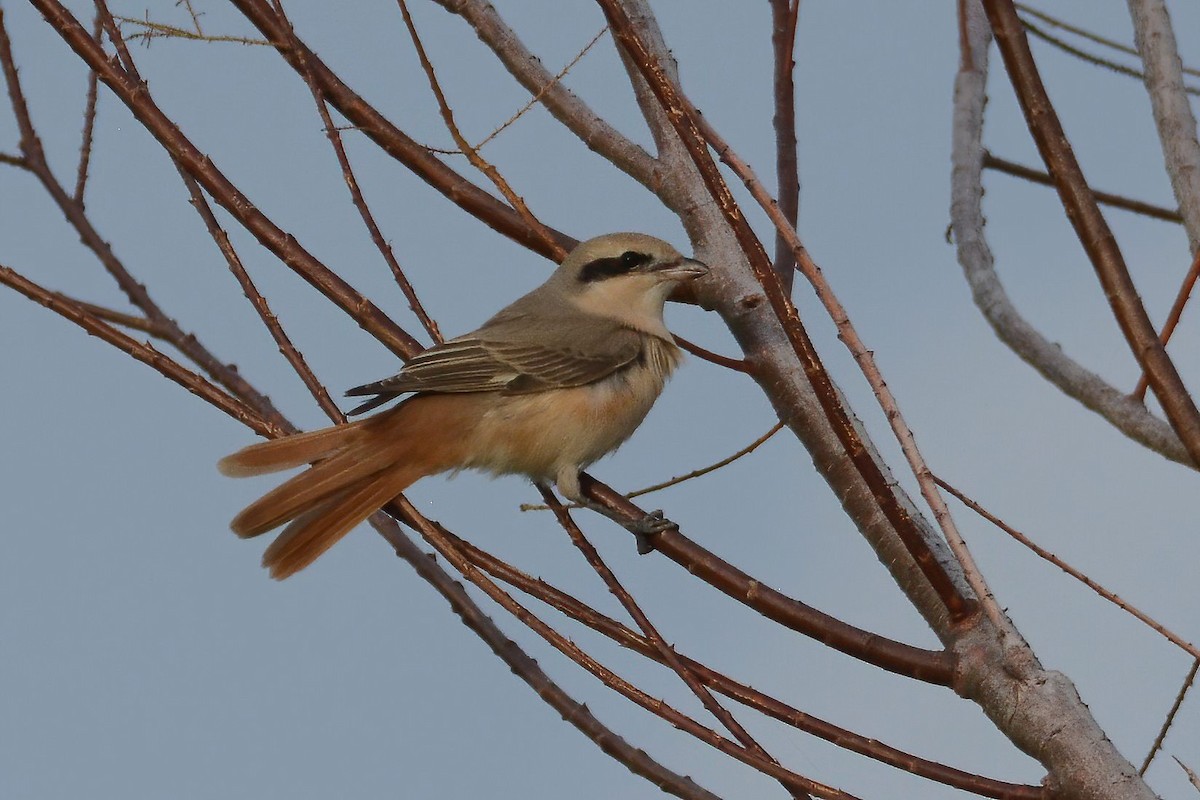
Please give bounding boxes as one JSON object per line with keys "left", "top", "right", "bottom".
{"left": 219, "top": 232, "right": 708, "bottom": 579}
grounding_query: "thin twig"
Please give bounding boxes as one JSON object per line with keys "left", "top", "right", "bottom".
{"left": 72, "top": 12, "right": 101, "bottom": 206}
{"left": 1133, "top": 246, "right": 1200, "bottom": 399}
{"left": 61, "top": 296, "right": 166, "bottom": 336}
{"left": 1175, "top": 756, "right": 1200, "bottom": 792}
{"left": 1019, "top": 17, "right": 1200, "bottom": 95}
{"left": 540, "top": 490, "right": 812, "bottom": 800}
{"left": 470, "top": 25, "right": 610, "bottom": 154}
{"left": 522, "top": 421, "right": 784, "bottom": 511}
{"left": 0, "top": 151, "right": 25, "bottom": 167}
{"left": 934, "top": 475, "right": 1200, "bottom": 662}
{"left": 1140, "top": 659, "right": 1198, "bottom": 775}
{"left": 674, "top": 334, "right": 752, "bottom": 373}
{"left": 115, "top": 15, "right": 269, "bottom": 46}
{"left": 271, "top": 1, "right": 443, "bottom": 343}
{"left": 397, "top": 0, "right": 568, "bottom": 262}
{"left": 983, "top": 153, "right": 1183, "bottom": 223}
{"left": 0, "top": 262, "right": 277, "bottom": 437}
{"left": 1017, "top": 2, "right": 1200, "bottom": 80}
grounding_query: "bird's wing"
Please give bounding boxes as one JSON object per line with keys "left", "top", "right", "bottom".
{"left": 345, "top": 317, "right": 644, "bottom": 412}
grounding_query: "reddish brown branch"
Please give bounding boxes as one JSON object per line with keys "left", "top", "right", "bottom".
{"left": 397, "top": 0, "right": 568, "bottom": 263}
{"left": 983, "top": 153, "right": 1183, "bottom": 224}
{"left": 72, "top": 11, "right": 101, "bottom": 206}
{"left": 981, "top": 0, "right": 1200, "bottom": 466}
{"left": 271, "top": 3, "right": 443, "bottom": 344}
{"left": 384, "top": 498, "right": 862, "bottom": 800}
{"left": 674, "top": 334, "right": 752, "bottom": 373}
{"left": 451, "top": 530, "right": 1044, "bottom": 800}
{"left": 366, "top": 516, "right": 723, "bottom": 800}
{"left": 577, "top": 474, "right": 954, "bottom": 684}
{"left": 770, "top": 0, "right": 800, "bottom": 292}
{"left": 32, "top": 0, "right": 424, "bottom": 363}
{"left": 935, "top": 475, "right": 1200, "bottom": 662}
{"left": 539, "top": 490, "right": 811, "bottom": 800}
{"left": 1133, "top": 247, "right": 1200, "bottom": 399}
{"left": 0, "top": 262, "right": 277, "bottom": 437}
{"left": 597, "top": 0, "right": 977, "bottom": 624}
{"left": 226, "top": 0, "right": 578, "bottom": 262}
{"left": 1140, "top": 658, "right": 1198, "bottom": 775}
{"left": 2, "top": 6, "right": 291, "bottom": 432}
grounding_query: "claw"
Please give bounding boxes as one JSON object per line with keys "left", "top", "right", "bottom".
{"left": 630, "top": 509, "right": 677, "bottom": 554}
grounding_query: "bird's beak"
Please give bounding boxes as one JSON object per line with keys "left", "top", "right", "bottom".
{"left": 655, "top": 257, "right": 709, "bottom": 281}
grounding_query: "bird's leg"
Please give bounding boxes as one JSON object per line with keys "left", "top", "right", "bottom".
{"left": 551, "top": 469, "right": 676, "bottom": 554}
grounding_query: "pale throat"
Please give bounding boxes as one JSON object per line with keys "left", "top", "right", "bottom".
{"left": 569, "top": 278, "right": 675, "bottom": 341}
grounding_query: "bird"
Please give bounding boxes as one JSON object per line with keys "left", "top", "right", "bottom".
{"left": 218, "top": 232, "right": 708, "bottom": 579}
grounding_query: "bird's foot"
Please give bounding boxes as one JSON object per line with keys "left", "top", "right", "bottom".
{"left": 629, "top": 509, "right": 677, "bottom": 555}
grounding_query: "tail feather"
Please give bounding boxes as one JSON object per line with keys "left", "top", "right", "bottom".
{"left": 217, "top": 424, "right": 363, "bottom": 477}
{"left": 229, "top": 443, "right": 404, "bottom": 539}
{"left": 262, "top": 466, "right": 421, "bottom": 580}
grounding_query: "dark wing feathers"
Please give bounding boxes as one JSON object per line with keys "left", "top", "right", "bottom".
{"left": 345, "top": 315, "right": 643, "bottom": 413}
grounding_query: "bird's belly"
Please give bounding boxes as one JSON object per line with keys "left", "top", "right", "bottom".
{"left": 463, "top": 364, "right": 667, "bottom": 481}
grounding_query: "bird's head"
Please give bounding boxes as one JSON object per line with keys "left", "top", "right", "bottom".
{"left": 553, "top": 233, "right": 708, "bottom": 333}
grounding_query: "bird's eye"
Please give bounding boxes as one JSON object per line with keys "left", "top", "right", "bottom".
{"left": 621, "top": 250, "right": 643, "bottom": 268}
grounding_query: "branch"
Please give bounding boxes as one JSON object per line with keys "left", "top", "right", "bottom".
{"left": 30, "top": 0, "right": 424, "bottom": 362}
{"left": 769, "top": 0, "right": 800, "bottom": 292}
{"left": 935, "top": 475, "right": 1200, "bottom": 662}
{"left": 540, "top": 490, "right": 812, "bottom": 800}
{"left": 981, "top": 0, "right": 1200, "bottom": 466}
{"left": 396, "top": 0, "right": 567, "bottom": 262}
{"left": 949, "top": 5, "right": 1194, "bottom": 468}
{"left": 383, "top": 497, "right": 862, "bottom": 800}
{"left": 1140, "top": 659, "right": 1198, "bottom": 775}
{"left": 452, "top": 530, "right": 1045, "bottom": 800}
{"left": 430, "top": 0, "right": 661, "bottom": 189}
{"left": 366, "top": 512, "right": 724, "bottom": 800}
{"left": 0, "top": 262, "right": 277, "bottom": 437}
{"left": 227, "top": 0, "right": 578, "bottom": 261}
{"left": 72, "top": 11, "right": 101, "bottom": 206}
{"left": 597, "top": 0, "right": 977, "bottom": 624}
{"left": 1133, "top": 247, "right": 1200, "bottom": 399}
{"left": 692, "top": 114, "right": 1007, "bottom": 631}
{"left": 576, "top": 474, "right": 955, "bottom": 684}
{"left": 1126, "top": 0, "right": 1200, "bottom": 249}
{"left": 983, "top": 153, "right": 1183, "bottom": 223}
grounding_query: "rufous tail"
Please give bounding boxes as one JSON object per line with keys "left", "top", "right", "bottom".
{"left": 218, "top": 397, "right": 466, "bottom": 580}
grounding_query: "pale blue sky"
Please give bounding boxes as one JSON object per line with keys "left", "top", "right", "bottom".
{"left": 2, "top": 2, "right": 1198, "bottom": 798}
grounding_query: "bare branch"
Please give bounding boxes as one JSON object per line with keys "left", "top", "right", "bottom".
{"left": 1176, "top": 756, "right": 1200, "bottom": 793}
{"left": 576, "top": 473, "right": 955, "bottom": 684}
{"left": 72, "top": 11, "right": 101, "bottom": 206}
{"left": 982, "top": 0, "right": 1200, "bottom": 466}
{"left": 597, "top": 0, "right": 977, "bottom": 624}
{"left": 935, "top": 475, "right": 1200, "bottom": 662}
{"left": 950, "top": 4, "right": 1194, "bottom": 467}
{"left": 366, "top": 512, "right": 724, "bottom": 800}
{"left": 540, "top": 490, "right": 812, "bottom": 800}
{"left": 397, "top": 0, "right": 567, "bottom": 262}
{"left": 769, "top": 0, "right": 800, "bottom": 292}
{"left": 1133, "top": 247, "right": 1200, "bottom": 399}
{"left": 32, "top": 0, "right": 424, "bottom": 362}
{"left": 983, "top": 153, "right": 1183, "bottom": 223}
{"left": 1127, "top": 0, "right": 1200, "bottom": 249}
{"left": 431, "top": 0, "right": 660, "bottom": 188}
{"left": 0, "top": 262, "right": 277, "bottom": 438}
{"left": 453, "top": 530, "right": 1044, "bottom": 800}
{"left": 1141, "top": 659, "right": 1198, "bottom": 775}
{"left": 228, "top": 0, "right": 578, "bottom": 261}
